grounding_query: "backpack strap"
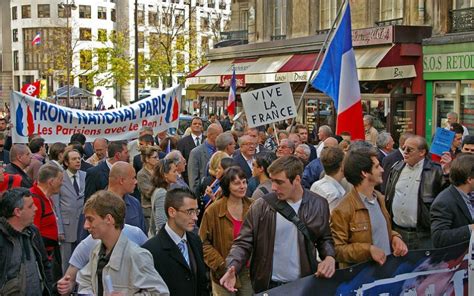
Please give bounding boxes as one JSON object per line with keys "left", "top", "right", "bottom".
{"left": 259, "top": 186, "right": 269, "bottom": 195}
{"left": 7, "top": 175, "right": 14, "bottom": 190}
{"left": 263, "top": 194, "right": 318, "bottom": 272}
{"left": 31, "top": 193, "right": 50, "bottom": 219}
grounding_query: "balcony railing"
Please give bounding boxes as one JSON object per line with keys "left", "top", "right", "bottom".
{"left": 450, "top": 7, "right": 474, "bottom": 33}
{"left": 271, "top": 34, "right": 286, "bottom": 41}
{"left": 220, "top": 30, "right": 248, "bottom": 41}
{"left": 375, "top": 17, "right": 403, "bottom": 26}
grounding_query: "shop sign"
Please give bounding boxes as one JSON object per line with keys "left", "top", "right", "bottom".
{"left": 220, "top": 74, "right": 246, "bottom": 87}
{"left": 241, "top": 82, "right": 296, "bottom": 128}
{"left": 274, "top": 72, "right": 311, "bottom": 83}
{"left": 423, "top": 53, "right": 474, "bottom": 72}
{"left": 352, "top": 26, "right": 393, "bottom": 46}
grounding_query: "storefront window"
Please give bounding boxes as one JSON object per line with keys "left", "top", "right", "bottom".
{"left": 305, "top": 99, "right": 334, "bottom": 138}
{"left": 460, "top": 81, "right": 474, "bottom": 134}
{"left": 434, "top": 82, "right": 458, "bottom": 129}
{"left": 362, "top": 99, "right": 386, "bottom": 132}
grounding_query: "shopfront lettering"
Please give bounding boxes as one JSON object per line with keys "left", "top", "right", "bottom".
{"left": 424, "top": 53, "right": 474, "bottom": 72}
{"left": 352, "top": 26, "right": 393, "bottom": 46}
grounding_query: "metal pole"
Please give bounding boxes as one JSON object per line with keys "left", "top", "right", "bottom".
{"left": 134, "top": 0, "right": 139, "bottom": 104}
{"left": 294, "top": 0, "right": 348, "bottom": 115}
{"left": 66, "top": 0, "right": 70, "bottom": 107}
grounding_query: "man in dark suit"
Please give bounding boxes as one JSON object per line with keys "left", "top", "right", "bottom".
{"left": 54, "top": 149, "right": 86, "bottom": 272}
{"left": 376, "top": 132, "right": 394, "bottom": 164}
{"left": 233, "top": 135, "right": 256, "bottom": 179}
{"left": 381, "top": 132, "right": 413, "bottom": 193}
{"left": 143, "top": 188, "right": 209, "bottom": 296}
{"left": 84, "top": 140, "right": 129, "bottom": 200}
{"left": 430, "top": 153, "right": 474, "bottom": 248}
{"left": 178, "top": 117, "right": 205, "bottom": 183}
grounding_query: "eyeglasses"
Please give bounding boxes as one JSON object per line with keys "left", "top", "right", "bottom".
{"left": 403, "top": 146, "right": 416, "bottom": 153}
{"left": 177, "top": 208, "right": 200, "bottom": 216}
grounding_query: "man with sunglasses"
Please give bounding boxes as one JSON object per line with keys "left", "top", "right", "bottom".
{"left": 143, "top": 188, "right": 209, "bottom": 296}
{"left": 385, "top": 135, "right": 449, "bottom": 250}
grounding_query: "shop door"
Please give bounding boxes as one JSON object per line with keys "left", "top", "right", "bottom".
{"left": 433, "top": 82, "right": 460, "bottom": 133}
{"left": 390, "top": 95, "right": 417, "bottom": 147}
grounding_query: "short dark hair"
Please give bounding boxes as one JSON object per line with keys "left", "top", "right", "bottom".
{"left": 320, "top": 147, "right": 345, "bottom": 176}
{"left": 0, "top": 187, "right": 32, "bottom": 218}
{"left": 220, "top": 157, "right": 239, "bottom": 171}
{"left": 255, "top": 151, "right": 277, "bottom": 178}
{"left": 0, "top": 118, "right": 6, "bottom": 124}
{"left": 220, "top": 167, "right": 247, "bottom": 197}
{"left": 191, "top": 117, "right": 202, "bottom": 125}
{"left": 294, "top": 124, "right": 308, "bottom": 133}
{"left": 462, "top": 135, "right": 474, "bottom": 147}
{"left": 138, "top": 134, "right": 154, "bottom": 144}
{"left": 164, "top": 188, "right": 196, "bottom": 218}
{"left": 267, "top": 155, "right": 304, "bottom": 183}
{"left": 343, "top": 147, "right": 378, "bottom": 186}
{"left": 28, "top": 137, "right": 45, "bottom": 154}
{"left": 159, "top": 136, "right": 177, "bottom": 152}
{"left": 69, "top": 143, "right": 85, "bottom": 157}
{"left": 450, "top": 123, "right": 464, "bottom": 135}
{"left": 108, "top": 141, "right": 127, "bottom": 159}
{"left": 449, "top": 153, "right": 474, "bottom": 186}
{"left": 49, "top": 142, "right": 67, "bottom": 161}
{"left": 70, "top": 133, "right": 86, "bottom": 145}
{"left": 84, "top": 190, "right": 125, "bottom": 229}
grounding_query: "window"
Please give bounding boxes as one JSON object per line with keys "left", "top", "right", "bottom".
{"left": 138, "top": 32, "right": 144, "bottom": 48}
{"left": 79, "top": 75, "right": 93, "bottom": 92}
{"left": 38, "top": 4, "right": 50, "bottom": 18}
{"left": 80, "top": 28, "right": 92, "bottom": 40}
{"left": 149, "top": 11, "right": 158, "bottom": 26}
{"left": 13, "top": 51, "right": 19, "bottom": 71}
{"left": 273, "top": 0, "right": 287, "bottom": 37}
{"left": 12, "top": 29, "right": 18, "bottom": 42}
{"left": 111, "top": 9, "right": 116, "bottom": 22}
{"left": 80, "top": 50, "right": 92, "bottom": 69}
{"left": 240, "top": 9, "right": 248, "bottom": 30}
{"left": 201, "top": 36, "right": 209, "bottom": 53}
{"left": 208, "top": 0, "right": 215, "bottom": 8}
{"left": 98, "top": 29, "right": 107, "bottom": 42}
{"left": 379, "top": 0, "right": 403, "bottom": 21}
{"left": 137, "top": 10, "right": 145, "bottom": 25}
{"left": 22, "top": 5, "right": 31, "bottom": 18}
{"left": 97, "top": 49, "right": 108, "bottom": 71}
{"left": 79, "top": 5, "right": 91, "bottom": 18}
{"left": 98, "top": 7, "right": 107, "bottom": 20}
{"left": 319, "top": 0, "right": 340, "bottom": 30}
{"left": 12, "top": 6, "right": 17, "bottom": 20}
{"left": 454, "top": 0, "right": 474, "bottom": 8}
{"left": 58, "top": 4, "right": 68, "bottom": 18}
{"left": 201, "top": 17, "right": 209, "bottom": 30}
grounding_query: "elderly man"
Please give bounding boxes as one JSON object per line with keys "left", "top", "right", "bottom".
{"left": 376, "top": 132, "right": 394, "bottom": 164}
{"left": 234, "top": 135, "right": 257, "bottom": 179}
{"left": 216, "top": 131, "right": 236, "bottom": 156}
{"left": 85, "top": 138, "right": 108, "bottom": 166}
{"left": 295, "top": 143, "right": 311, "bottom": 165}
{"left": 276, "top": 138, "right": 295, "bottom": 158}
{"left": 188, "top": 123, "right": 223, "bottom": 195}
{"left": 331, "top": 147, "right": 407, "bottom": 268}
{"left": 5, "top": 144, "right": 33, "bottom": 188}
{"left": 430, "top": 153, "right": 474, "bottom": 248}
{"left": 166, "top": 150, "right": 189, "bottom": 190}
{"left": 445, "top": 111, "right": 469, "bottom": 138}
{"left": 220, "top": 156, "right": 335, "bottom": 293}
{"left": 30, "top": 164, "right": 64, "bottom": 280}
{"left": 363, "top": 115, "right": 378, "bottom": 146}
{"left": 316, "top": 125, "right": 333, "bottom": 158}
{"left": 385, "top": 135, "right": 449, "bottom": 249}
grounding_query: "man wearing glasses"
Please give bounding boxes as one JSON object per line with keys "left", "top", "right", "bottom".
{"left": 385, "top": 135, "right": 449, "bottom": 250}
{"left": 143, "top": 188, "right": 209, "bottom": 296}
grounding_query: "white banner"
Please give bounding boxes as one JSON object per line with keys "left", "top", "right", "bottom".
{"left": 240, "top": 82, "right": 296, "bottom": 128}
{"left": 10, "top": 85, "right": 182, "bottom": 143}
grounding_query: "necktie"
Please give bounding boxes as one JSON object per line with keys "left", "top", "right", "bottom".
{"left": 73, "top": 175, "right": 80, "bottom": 195}
{"left": 177, "top": 239, "right": 190, "bottom": 266}
{"left": 195, "top": 137, "right": 200, "bottom": 147}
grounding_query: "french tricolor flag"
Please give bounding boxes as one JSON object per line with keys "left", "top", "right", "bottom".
{"left": 227, "top": 67, "right": 236, "bottom": 117}
{"left": 311, "top": 2, "right": 364, "bottom": 140}
{"left": 32, "top": 32, "right": 41, "bottom": 45}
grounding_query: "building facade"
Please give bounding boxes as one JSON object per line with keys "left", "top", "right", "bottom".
{"left": 2, "top": 0, "right": 230, "bottom": 108}
{"left": 186, "top": 0, "right": 463, "bottom": 142}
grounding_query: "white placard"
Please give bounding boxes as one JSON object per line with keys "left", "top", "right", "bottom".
{"left": 240, "top": 82, "right": 296, "bottom": 128}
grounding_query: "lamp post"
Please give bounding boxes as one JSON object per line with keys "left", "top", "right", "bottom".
{"left": 134, "top": 0, "right": 139, "bottom": 104}
{"left": 59, "top": 0, "right": 77, "bottom": 107}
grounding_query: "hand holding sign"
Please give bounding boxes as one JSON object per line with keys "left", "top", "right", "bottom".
{"left": 430, "top": 128, "right": 455, "bottom": 156}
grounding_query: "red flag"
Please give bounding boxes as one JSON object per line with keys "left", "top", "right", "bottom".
{"left": 21, "top": 81, "right": 41, "bottom": 97}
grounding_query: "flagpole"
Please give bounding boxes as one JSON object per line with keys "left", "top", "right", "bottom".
{"left": 294, "top": 0, "right": 348, "bottom": 119}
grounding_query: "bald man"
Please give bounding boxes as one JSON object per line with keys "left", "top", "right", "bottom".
{"left": 85, "top": 138, "right": 108, "bottom": 166}
{"left": 188, "top": 123, "right": 223, "bottom": 195}
{"left": 5, "top": 144, "right": 33, "bottom": 188}
{"left": 108, "top": 161, "right": 146, "bottom": 233}
{"left": 302, "top": 137, "right": 339, "bottom": 189}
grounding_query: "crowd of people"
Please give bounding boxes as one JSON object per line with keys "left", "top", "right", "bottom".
{"left": 0, "top": 110, "right": 473, "bottom": 295}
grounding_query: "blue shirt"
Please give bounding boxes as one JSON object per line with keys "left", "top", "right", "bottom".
{"left": 302, "top": 158, "right": 324, "bottom": 189}
{"left": 204, "top": 140, "right": 216, "bottom": 158}
{"left": 124, "top": 194, "right": 147, "bottom": 234}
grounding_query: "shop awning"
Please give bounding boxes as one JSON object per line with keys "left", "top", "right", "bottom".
{"left": 186, "top": 44, "right": 417, "bottom": 87}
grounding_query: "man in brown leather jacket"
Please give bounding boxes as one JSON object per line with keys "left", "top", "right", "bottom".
{"left": 220, "top": 155, "right": 336, "bottom": 293}
{"left": 331, "top": 147, "right": 408, "bottom": 268}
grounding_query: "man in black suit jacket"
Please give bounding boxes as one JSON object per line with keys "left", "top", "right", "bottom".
{"left": 177, "top": 117, "right": 205, "bottom": 183}
{"left": 84, "top": 141, "right": 129, "bottom": 200}
{"left": 143, "top": 188, "right": 209, "bottom": 296}
{"left": 5, "top": 144, "right": 33, "bottom": 188}
{"left": 430, "top": 153, "right": 474, "bottom": 248}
